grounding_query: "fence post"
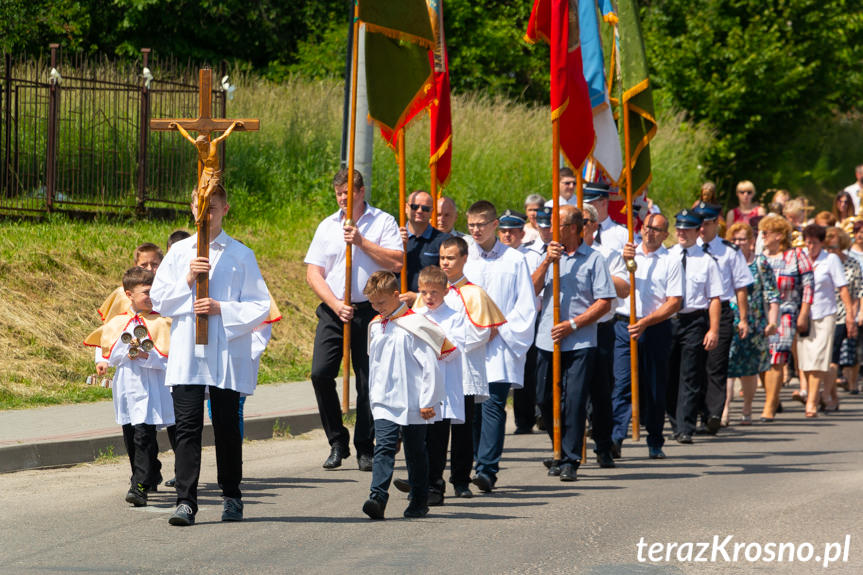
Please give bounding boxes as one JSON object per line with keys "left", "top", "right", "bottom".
{"left": 2, "top": 53, "right": 10, "bottom": 197}
{"left": 136, "top": 48, "right": 151, "bottom": 217}
{"left": 45, "top": 44, "right": 59, "bottom": 213}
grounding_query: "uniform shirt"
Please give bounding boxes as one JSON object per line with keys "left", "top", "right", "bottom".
{"left": 593, "top": 242, "right": 627, "bottom": 322}
{"left": 536, "top": 241, "right": 617, "bottom": 352}
{"left": 807, "top": 249, "right": 847, "bottom": 320}
{"left": 593, "top": 217, "right": 630, "bottom": 253}
{"left": 151, "top": 231, "right": 271, "bottom": 394}
{"left": 615, "top": 244, "right": 684, "bottom": 319}
{"left": 404, "top": 225, "right": 451, "bottom": 292}
{"left": 698, "top": 235, "right": 754, "bottom": 301}
{"left": 519, "top": 240, "right": 546, "bottom": 311}
{"left": 464, "top": 239, "right": 537, "bottom": 388}
{"left": 667, "top": 243, "right": 724, "bottom": 313}
{"left": 304, "top": 203, "right": 402, "bottom": 302}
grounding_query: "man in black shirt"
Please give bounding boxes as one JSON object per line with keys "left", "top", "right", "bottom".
{"left": 399, "top": 190, "right": 452, "bottom": 305}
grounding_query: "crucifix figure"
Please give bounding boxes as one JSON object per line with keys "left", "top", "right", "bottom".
{"left": 150, "top": 67, "right": 260, "bottom": 344}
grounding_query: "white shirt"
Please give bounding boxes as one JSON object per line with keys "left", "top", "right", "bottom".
{"left": 667, "top": 243, "right": 723, "bottom": 313}
{"left": 544, "top": 195, "right": 579, "bottom": 208}
{"left": 304, "top": 203, "right": 402, "bottom": 302}
{"left": 464, "top": 240, "right": 537, "bottom": 388}
{"left": 593, "top": 217, "right": 630, "bottom": 253}
{"left": 151, "top": 231, "right": 271, "bottom": 395}
{"left": 844, "top": 182, "right": 861, "bottom": 214}
{"left": 697, "top": 235, "right": 754, "bottom": 301}
{"left": 444, "top": 281, "right": 494, "bottom": 400}
{"left": 615, "top": 244, "right": 684, "bottom": 318}
{"left": 519, "top": 240, "right": 546, "bottom": 311}
{"left": 367, "top": 315, "right": 445, "bottom": 425}
{"left": 807, "top": 249, "right": 847, "bottom": 320}
{"left": 416, "top": 303, "right": 466, "bottom": 423}
{"left": 593, "top": 242, "right": 627, "bottom": 322}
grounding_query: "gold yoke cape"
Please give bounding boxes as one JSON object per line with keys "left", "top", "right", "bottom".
{"left": 84, "top": 311, "right": 172, "bottom": 359}
{"left": 449, "top": 277, "right": 507, "bottom": 328}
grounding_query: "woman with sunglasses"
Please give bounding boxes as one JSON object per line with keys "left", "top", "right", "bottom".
{"left": 727, "top": 180, "right": 766, "bottom": 226}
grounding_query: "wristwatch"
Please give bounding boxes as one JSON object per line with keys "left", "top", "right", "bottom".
{"left": 569, "top": 318, "right": 578, "bottom": 331}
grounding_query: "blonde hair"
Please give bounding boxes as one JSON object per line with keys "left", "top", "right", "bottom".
{"left": 736, "top": 180, "right": 756, "bottom": 195}
{"left": 726, "top": 222, "right": 754, "bottom": 242}
{"left": 814, "top": 211, "right": 837, "bottom": 227}
{"left": 826, "top": 226, "right": 852, "bottom": 251}
{"left": 782, "top": 198, "right": 806, "bottom": 222}
{"left": 418, "top": 265, "right": 448, "bottom": 288}
{"left": 758, "top": 214, "right": 793, "bottom": 251}
{"left": 363, "top": 271, "right": 399, "bottom": 297}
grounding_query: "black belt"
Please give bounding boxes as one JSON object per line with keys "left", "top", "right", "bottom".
{"left": 614, "top": 313, "right": 632, "bottom": 323}
{"left": 677, "top": 309, "right": 708, "bottom": 319}
{"left": 352, "top": 301, "right": 373, "bottom": 309}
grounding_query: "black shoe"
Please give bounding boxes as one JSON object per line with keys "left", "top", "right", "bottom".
{"left": 403, "top": 503, "right": 429, "bottom": 518}
{"left": 694, "top": 425, "right": 709, "bottom": 435}
{"left": 706, "top": 415, "right": 721, "bottom": 435}
{"left": 513, "top": 427, "right": 533, "bottom": 435}
{"left": 776, "top": 402, "right": 784, "bottom": 413}
{"left": 453, "top": 484, "right": 473, "bottom": 498}
{"left": 322, "top": 445, "right": 349, "bottom": 469}
{"left": 547, "top": 461, "right": 561, "bottom": 477}
{"left": 164, "top": 477, "right": 176, "bottom": 488}
{"left": 596, "top": 451, "right": 616, "bottom": 469}
{"left": 536, "top": 415, "right": 546, "bottom": 431}
{"left": 357, "top": 452, "right": 373, "bottom": 472}
{"left": 676, "top": 433, "right": 693, "bottom": 444}
{"left": 393, "top": 478, "right": 411, "bottom": 493}
{"left": 362, "top": 497, "right": 386, "bottom": 520}
{"left": 559, "top": 463, "right": 577, "bottom": 482}
{"left": 542, "top": 458, "right": 554, "bottom": 469}
{"left": 610, "top": 440, "right": 622, "bottom": 459}
{"left": 221, "top": 497, "right": 244, "bottom": 522}
{"left": 471, "top": 472, "right": 494, "bottom": 493}
{"left": 428, "top": 489, "right": 444, "bottom": 506}
{"left": 648, "top": 447, "right": 666, "bottom": 459}
{"left": 168, "top": 504, "right": 195, "bottom": 526}
{"left": 125, "top": 484, "right": 148, "bottom": 507}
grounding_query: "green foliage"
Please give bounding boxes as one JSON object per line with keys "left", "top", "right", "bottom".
{"left": 642, "top": 0, "right": 863, "bottom": 197}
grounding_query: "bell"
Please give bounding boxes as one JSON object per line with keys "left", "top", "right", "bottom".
{"left": 133, "top": 324, "right": 148, "bottom": 339}
{"left": 121, "top": 332, "right": 133, "bottom": 344}
{"left": 101, "top": 378, "right": 112, "bottom": 388}
{"left": 625, "top": 258, "right": 638, "bottom": 272}
{"left": 128, "top": 346, "right": 140, "bottom": 359}
{"left": 343, "top": 218, "right": 355, "bottom": 228}
{"left": 86, "top": 375, "right": 95, "bottom": 386}
{"left": 140, "top": 339, "right": 155, "bottom": 352}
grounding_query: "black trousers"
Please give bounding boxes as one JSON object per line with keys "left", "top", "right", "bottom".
{"left": 172, "top": 385, "right": 242, "bottom": 513}
{"left": 667, "top": 311, "right": 709, "bottom": 436}
{"left": 513, "top": 344, "right": 538, "bottom": 431}
{"left": 309, "top": 302, "right": 375, "bottom": 455}
{"left": 588, "top": 319, "right": 616, "bottom": 453}
{"left": 121, "top": 423, "right": 160, "bottom": 488}
{"left": 704, "top": 302, "right": 734, "bottom": 419}
{"left": 448, "top": 395, "right": 475, "bottom": 487}
{"left": 427, "top": 419, "right": 450, "bottom": 490}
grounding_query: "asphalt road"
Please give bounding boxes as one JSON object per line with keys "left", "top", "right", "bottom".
{"left": 2, "top": 392, "right": 862, "bottom": 575}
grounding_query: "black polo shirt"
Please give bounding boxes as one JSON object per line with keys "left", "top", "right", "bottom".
{"left": 403, "top": 225, "right": 452, "bottom": 292}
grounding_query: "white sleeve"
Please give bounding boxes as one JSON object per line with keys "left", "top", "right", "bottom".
{"left": 707, "top": 258, "right": 724, "bottom": 299}
{"left": 150, "top": 249, "right": 193, "bottom": 319}
{"left": 219, "top": 253, "right": 272, "bottom": 342}
{"left": 377, "top": 213, "right": 405, "bottom": 252}
{"left": 95, "top": 347, "right": 106, "bottom": 364}
{"left": 415, "top": 340, "right": 444, "bottom": 410}
{"left": 830, "top": 254, "right": 848, "bottom": 288}
{"left": 251, "top": 323, "right": 273, "bottom": 362}
{"left": 665, "top": 256, "right": 684, "bottom": 298}
{"left": 496, "top": 257, "right": 538, "bottom": 357}
{"left": 732, "top": 249, "right": 755, "bottom": 289}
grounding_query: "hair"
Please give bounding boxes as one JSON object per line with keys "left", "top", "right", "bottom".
{"left": 123, "top": 266, "right": 155, "bottom": 292}
{"left": 700, "top": 181, "right": 717, "bottom": 202}
{"left": 772, "top": 189, "right": 791, "bottom": 204}
{"left": 524, "top": 193, "right": 546, "bottom": 208}
{"left": 133, "top": 242, "right": 163, "bottom": 264}
{"left": 758, "top": 214, "right": 793, "bottom": 251}
{"left": 332, "top": 167, "right": 364, "bottom": 190}
{"left": 826, "top": 226, "right": 852, "bottom": 251}
{"left": 582, "top": 203, "right": 598, "bottom": 223}
{"left": 802, "top": 223, "right": 826, "bottom": 243}
{"left": 467, "top": 200, "right": 497, "bottom": 221}
{"left": 441, "top": 236, "right": 469, "bottom": 256}
{"left": 736, "top": 180, "right": 756, "bottom": 195}
{"left": 559, "top": 167, "right": 575, "bottom": 180}
{"left": 560, "top": 205, "right": 583, "bottom": 233}
{"left": 363, "top": 270, "right": 399, "bottom": 297}
{"left": 854, "top": 220, "right": 863, "bottom": 234}
{"left": 833, "top": 190, "right": 855, "bottom": 221}
{"left": 418, "top": 265, "right": 448, "bottom": 288}
{"left": 814, "top": 211, "right": 837, "bottom": 227}
{"left": 783, "top": 198, "right": 806, "bottom": 221}
{"left": 726, "top": 221, "right": 754, "bottom": 242}
{"left": 167, "top": 230, "right": 191, "bottom": 250}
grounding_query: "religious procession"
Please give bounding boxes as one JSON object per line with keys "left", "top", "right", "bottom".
{"left": 4, "top": 2, "right": 863, "bottom": 566}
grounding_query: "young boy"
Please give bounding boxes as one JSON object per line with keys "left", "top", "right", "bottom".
{"left": 84, "top": 267, "right": 174, "bottom": 507}
{"left": 361, "top": 271, "right": 451, "bottom": 520}
{"left": 151, "top": 184, "right": 271, "bottom": 526}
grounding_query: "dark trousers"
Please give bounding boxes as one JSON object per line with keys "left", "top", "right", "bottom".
{"left": 513, "top": 344, "right": 538, "bottom": 431}
{"left": 369, "top": 419, "right": 428, "bottom": 507}
{"left": 536, "top": 348, "right": 596, "bottom": 466}
{"left": 612, "top": 319, "right": 673, "bottom": 448}
{"left": 172, "top": 385, "right": 242, "bottom": 513}
{"left": 667, "top": 312, "right": 709, "bottom": 436}
{"left": 449, "top": 395, "right": 475, "bottom": 487}
{"left": 121, "top": 423, "right": 160, "bottom": 488}
{"left": 588, "top": 320, "right": 615, "bottom": 453}
{"left": 427, "top": 419, "right": 450, "bottom": 491}
{"left": 704, "top": 303, "right": 734, "bottom": 419}
{"left": 310, "top": 302, "right": 375, "bottom": 455}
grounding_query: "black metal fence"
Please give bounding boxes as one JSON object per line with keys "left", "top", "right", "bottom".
{"left": 0, "top": 45, "right": 228, "bottom": 216}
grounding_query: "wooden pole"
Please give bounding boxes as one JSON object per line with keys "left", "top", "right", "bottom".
{"left": 576, "top": 170, "right": 584, "bottom": 209}
{"left": 430, "top": 162, "right": 438, "bottom": 227}
{"left": 195, "top": 68, "right": 212, "bottom": 345}
{"left": 552, "top": 119, "right": 562, "bottom": 463}
{"left": 398, "top": 129, "right": 408, "bottom": 293}
{"left": 342, "top": 5, "right": 360, "bottom": 414}
{"left": 623, "top": 100, "right": 640, "bottom": 441}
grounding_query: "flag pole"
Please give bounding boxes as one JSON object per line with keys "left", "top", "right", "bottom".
{"left": 576, "top": 168, "right": 586, "bottom": 462}
{"left": 398, "top": 129, "right": 408, "bottom": 293}
{"left": 342, "top": 3, "right": 360, "bottom": 415}
{"left": 430, "top": 163, "right": 438, "bottom": 228}
{"left": 552, "top": 119, "right": 562, "bottom": 464}
{"left": 623, "top": 99, "right": 640, "bottom": 440}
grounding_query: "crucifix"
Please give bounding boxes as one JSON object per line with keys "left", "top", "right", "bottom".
{"left": 150, "top": 67, "right": 260, "bottom": 344}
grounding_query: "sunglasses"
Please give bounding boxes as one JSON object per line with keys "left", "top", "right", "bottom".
{"left": 737, "top": 190, "right": 754, "bottom": 195}
{"left": 410, "top": 204, "right": 432, "bottom": 213}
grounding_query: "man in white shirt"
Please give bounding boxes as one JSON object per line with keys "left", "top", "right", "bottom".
{"left": 544, "top": 167, "right": 579, "bottom": 208}
{"left": 611, "top": 214, "right": 683, "bottom": 459}
{"left": 305, "top": 169, "right": 403, "bottom": 471}
{"left": 583, "top": 182, "right": 631, "bottom": 253}
{"left": 151, "top": 184, "right": 271, "bottom": 526}
{"left": 843, "top": 164, "right": 863, "bottom": 214}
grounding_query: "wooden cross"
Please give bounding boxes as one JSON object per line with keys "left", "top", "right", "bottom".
{"left": 150, "top": 67, "right": 260, "bottom": 344}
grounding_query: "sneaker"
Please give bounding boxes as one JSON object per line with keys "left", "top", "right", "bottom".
{"left": 168, "top": 504, "right": 195, "bottom": 526}
{"left": 125, "top": 484, "right": 148, "bottom": 507}
{"left": 221, "top": 497, "right": 244, "bottom": 522}
{"left": 164, "top": 477, "right": 176, "bottom": 487}
{"left": 362, "top": 497, "right": 386, "bottom": 520}
{"left": 393, "top": 478, "right": 411, "bottom": 493}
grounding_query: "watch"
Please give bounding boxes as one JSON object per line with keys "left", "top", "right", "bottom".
{"left": 569, "top": 318, "right": 578, "bottom": 331}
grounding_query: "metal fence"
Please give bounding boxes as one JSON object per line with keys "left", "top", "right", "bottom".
{"left": 0, "top": 45, "right": 228, "bottom": 216}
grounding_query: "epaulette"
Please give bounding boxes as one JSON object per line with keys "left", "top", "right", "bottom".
{"left": 721, "top": 238, "right": 740, "bottom": 251}
{"left": 521, "top": 240, "right": 535, "bottom": 249}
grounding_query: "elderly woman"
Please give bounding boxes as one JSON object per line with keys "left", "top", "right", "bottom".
{"left": 798, "top": 224, "right": 855, "bottom": 417}
{"left": 758, "top": 214, "right": 813, "bottom": 421}
{"left": 833, "top": 190, "right": 856, "bottom": 223}
{"left": 824, "top": 227, "right": 863, "bottom": 409}
{"left": 723, "top": 222, "right": 780, "bottom": 425}
{"left": 523, "top": 193, "right": 546, "bottom": 243}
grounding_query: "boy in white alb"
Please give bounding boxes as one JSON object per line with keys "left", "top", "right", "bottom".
{"left": 361, "top": 271, "right": 452, "bottom": 520}
{"left": 84, "top": 267, "right": 173, "bottom": 507}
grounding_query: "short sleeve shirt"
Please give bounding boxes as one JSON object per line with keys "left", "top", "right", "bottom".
{"left": 808, "top": 250, "right": 847, "bottom": 320}
{"left": 615, "top": 244, "right": 684, "bottom": 318}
